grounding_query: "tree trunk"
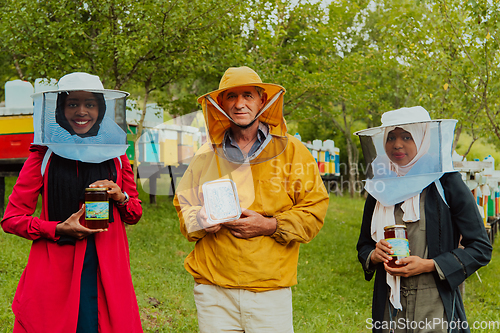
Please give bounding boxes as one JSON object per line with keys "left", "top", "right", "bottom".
{"left": 452, "top": 123, "right": 462, "bottom": 152}
{"left": 345, "top": 134, "right": 360, "bottom": 198}
{"left": 462, "top": 136, "right": 478, "bottom": 161}
{"left": 345, "top": 135, "right": 356, "bottom": 198}
{"left": 13, "top": 54, "right": 24, "bottom": 80}
{"left": 341, "top": 102, "right": 359, "bottom": 198}
{"left": 322, "top": 102, "right": 361, "bottom": 198}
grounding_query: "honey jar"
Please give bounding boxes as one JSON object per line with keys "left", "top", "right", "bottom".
{"left": 384, "top": 224, "right": 409, "bottom": 268}
{"left": 84, "top": 187, "right": 109, "bottom": 229}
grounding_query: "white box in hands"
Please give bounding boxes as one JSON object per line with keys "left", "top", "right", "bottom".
{"left": 202, "top": 179, "right": 242, "bottom": 225}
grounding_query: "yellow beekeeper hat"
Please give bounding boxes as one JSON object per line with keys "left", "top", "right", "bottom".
{"left": 197, "top": 66, "right": 285, "bottom": 104}
{"left": 197, "top": 66, "right": 287, "bottom": 145}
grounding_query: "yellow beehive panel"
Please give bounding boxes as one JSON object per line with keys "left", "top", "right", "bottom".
{"left": 160, "top": 139, "right": 178, "bottom": 165}
{"left": 0, "top": 116, "right": 33, "bottom": 134}
{"left": 181, "top": 132, "right": 194, "bottom": 146}
{"left": 318, "top": 151, "right": 325, "bottom": 163}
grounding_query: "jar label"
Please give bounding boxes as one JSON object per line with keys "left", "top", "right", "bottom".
{"left": 85, "top": 201, "right": 109, "bottom": 220}
{"left": 386, "top": 238, "right": 410, "bottom": 257}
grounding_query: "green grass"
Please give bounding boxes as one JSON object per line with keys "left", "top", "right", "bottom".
{"left": 292, "top": 195, "right": 372, "bottom": 332}
{"left": 1, "top": 178, "right": 500, "bottom": 332}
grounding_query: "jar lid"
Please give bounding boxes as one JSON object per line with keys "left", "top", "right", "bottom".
{"left": 384, "top": 224, "right": 407, "bottom": 230}
{"left": 85, "top": 187, "right": 110, "bottom": 192}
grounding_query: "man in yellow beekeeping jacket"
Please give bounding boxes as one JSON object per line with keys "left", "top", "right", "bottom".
{"left": 174, "top": 66, "right": 329, "bottom": 333}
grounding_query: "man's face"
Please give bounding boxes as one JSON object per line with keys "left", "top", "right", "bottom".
{"left": 218, "top": 86, "right": 267, "bottom": 127}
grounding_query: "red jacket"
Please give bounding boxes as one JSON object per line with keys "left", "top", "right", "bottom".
{"left": 1, "top": 145, "right": 143, "bottom": 333}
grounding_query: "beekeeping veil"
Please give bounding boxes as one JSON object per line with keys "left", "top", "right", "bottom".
{"left": 31, "top": 72, "right": 129, "bottom": 163}
{"left": 355, "top": 106, "right": 457, "bottom": 207}
{"left": 197, "top": 66, "right": 288, "bottom": 164}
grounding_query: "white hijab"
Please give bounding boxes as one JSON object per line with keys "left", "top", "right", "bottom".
{"left": 371, "top": 123, "right": 430, "bottom": 310}
{"left": 383, "top": 124, "right": 431, "bottom": 177}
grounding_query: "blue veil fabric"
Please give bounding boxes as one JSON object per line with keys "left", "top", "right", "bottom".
{"left": 32, "top": 90, "right": 128, "bottom": 163}
{"left": 355, "top": 108, "right": 457, "bottom": 206}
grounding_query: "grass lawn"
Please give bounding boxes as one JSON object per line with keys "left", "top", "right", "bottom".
{"left": 1, "top": 176, "right": 500, "bottom": 332}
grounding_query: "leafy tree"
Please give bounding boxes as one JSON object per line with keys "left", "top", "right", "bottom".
{"left": 0, "top": 53, "right": 18, "bottom": 101}
{"left": 4, "top": 0, "right": 500, "bottom": 194}
{"left": 379, "top": 0, "right": 500, "bottom": 156}
{"left": 0, "top": 0, "right": 247, "bottom": 180}
{"left": 233, "top": 0, "right": 412, "bottom": 196}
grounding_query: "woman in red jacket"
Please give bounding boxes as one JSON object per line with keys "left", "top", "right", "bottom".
{"left": 1, "top": 73, "right": 143, "bottom": 333}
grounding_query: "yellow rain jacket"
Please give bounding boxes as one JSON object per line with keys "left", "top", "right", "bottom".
{"left": 174, "top": 67, "right": 329, "bottom": 291}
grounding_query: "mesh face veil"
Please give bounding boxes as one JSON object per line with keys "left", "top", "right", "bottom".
{"left": 197, "top": 66, "right": 289, "bottom": 165}
{"left": 31, "top": 73, "right": 129, "bottom": 163}
{"left": 355, "top": 107, "right": 457, "bottom": 206}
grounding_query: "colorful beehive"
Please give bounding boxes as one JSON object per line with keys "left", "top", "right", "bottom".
{"left": 333, "top": 147, "right": 340, "bottom": 176}
{"left": 0, "top": 116, "right": 33, "bottom": 159}
{"left": 324, "top": 150, "right": 331, "bottom": 174}
{"left": 126, "top": 101, "right": 163, "bottom": 164}
{"left": 175, "top": 125, "right": 197, "bottom": 165}
{"left": 293, "top": 136, "right": 340, "bottom": 176}
{"left": 157, "top": 124, "right": 179, "bottom": 166}
{"left": 126, "top": 125, "right": 137, "bottom": 162}
{"left": 488, "top": 189, "right": 497, "bottom": 217}
{"left": 0, "top": 80, "right": 35, "bottom": 160}
{"left": 483, "top": 195, "right": 488, "bottom": 225}
{"left": 318, "top": 151, "right": 326, "bottom": 175}
{"left": 312, "top": 140, "right": 322, "bottom": 169}
{"left": 495, "top": 189, "right": 500, "bottom": 216}
{"left": 138, "top": 128, "right": 161, "bottom": 163}
{"left": 323, "top": 140, "right": 335, "bottom": 176}
{"left": 305, "top": 142, "right": 313, "bottom": 155}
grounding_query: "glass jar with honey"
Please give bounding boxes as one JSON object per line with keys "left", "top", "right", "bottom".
{"left": 84, "top": 187, "right": 109, "bottom": 229}
{"left": 384, "top": 224, "right": 409, "bottom": 268}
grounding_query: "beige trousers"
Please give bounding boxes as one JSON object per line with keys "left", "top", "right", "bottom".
{"left": 193, "top": 283, "right": 294, "bottom": 333}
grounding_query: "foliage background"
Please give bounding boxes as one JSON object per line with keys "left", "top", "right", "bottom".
{"left": 2, "top": 0, "right": 500, "bottom": 187}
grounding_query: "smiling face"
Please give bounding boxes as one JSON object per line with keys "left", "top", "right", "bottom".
{"left": 63, "top": 91, "right": 100, "bottom": 135}
{"left": 385, "top": 127, "right": 418, "bottom": 166}
{"left": 218, "top": 86, "right": 267, "bottom": 127}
